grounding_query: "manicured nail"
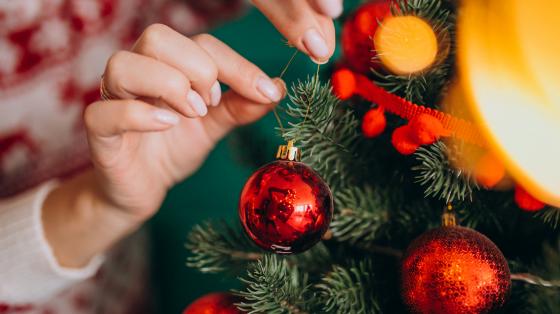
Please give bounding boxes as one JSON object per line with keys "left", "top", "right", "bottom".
{"left": 154, "top": 109, "right": 180, "bottom": 125}
{"left": 187, "top": 90, "right": 208, "bottom": 116}
{"left": 257, "top": 76, "right": 282, "bottom": 102}
{"left": 210, "top": 81, "right": 221, "bottom": 107}
{"left": 317, "top": 0, "right": 343, "bottom": 18}
{"left": 303, "top": 28, "right": 330, "bottom": 64}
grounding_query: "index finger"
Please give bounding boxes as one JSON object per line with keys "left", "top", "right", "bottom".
{"left": 192, "top": 34, "right": 284, "bottom": 104}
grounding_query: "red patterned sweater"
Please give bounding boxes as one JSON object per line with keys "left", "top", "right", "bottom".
{"left": 0, "top": 1, "right": 244, "bottom": 313}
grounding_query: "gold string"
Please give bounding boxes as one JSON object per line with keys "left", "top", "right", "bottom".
{"left": 272, "top": 49, "right": 299, "bottom": 137}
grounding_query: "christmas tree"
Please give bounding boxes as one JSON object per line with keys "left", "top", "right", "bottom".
{"left": 184, "top": 1, "right": 560, "bottom": 313}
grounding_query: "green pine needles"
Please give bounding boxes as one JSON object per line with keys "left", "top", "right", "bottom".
{"left": 317, "top": 260, "right": 381, "bottom": 314}
{"left": 186, "top": 221, "right": 261, "bottom": 274}
{"left": 413, "top": 141, "right": 478, "bottom": 203}
{"left": 235, "top": 255, "right": 313, "bottom": 314}
{"left": 281, "top": 75, "right": 363, "bottom": 190}
{"left": 330, "top": 186, "right": 389, "bottom": 245}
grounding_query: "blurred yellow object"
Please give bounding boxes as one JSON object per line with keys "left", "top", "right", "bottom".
{"left": 458, "top": 0, "right": 560, "bottom": 206}
{"left": 374, "top": 16, "right": 438, "bottom": 75}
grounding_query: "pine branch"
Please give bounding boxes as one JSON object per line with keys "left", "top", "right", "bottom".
{"left": 412, "top": 141, "right": 478, "bottom": 203}
{"left": 535, "top": 207, "right": 560, "bottom": 230}
{"left": 281, "top": 75, "right": 363, "bottom": 190}
{"left": 316, "top": 260, "right": 381, "bottom": 314}
{"left": 186, "top": 221, "right": 262, "bottom": 274}
{"left": 235, "top": 255, "right": 315, "bottom": 314}
{"left": 330, "top": 186, "right": 389, "bottom": 244}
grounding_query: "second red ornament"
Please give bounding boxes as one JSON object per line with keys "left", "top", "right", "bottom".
{"left": 238, "top": 141, "right": 333, "bottom": 254}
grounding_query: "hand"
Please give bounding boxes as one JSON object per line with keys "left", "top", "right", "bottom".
{"left": 252, "top": 0, "right": 343, "bottom": 64}
{"left": 43, "top": 24, "right": 285, "bottom": 267}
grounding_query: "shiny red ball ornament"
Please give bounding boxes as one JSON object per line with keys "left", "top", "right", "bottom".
{"left": 183, "top": 292, "right": 242, "bottom": 314}
{"left": 239, "top": 141, "right": 333, "bottom": 254}
{"left": 342, "top": 1, "right": 391, "bottom": 73}
{"left": 401, "top": 226, "right": 511, "bottom": 314}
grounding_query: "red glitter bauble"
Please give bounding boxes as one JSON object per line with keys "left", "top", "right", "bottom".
{"left": 401, "top": 226, "right": 511, "bottom": 314}
{"left": 342, "top": 1, "right": 391, "bottom": 73}
{"left": 183, "top": 292, "right": 242, "bottom": 314}
{"left": 239, "top": 160, "right": 333, "bottom": 254}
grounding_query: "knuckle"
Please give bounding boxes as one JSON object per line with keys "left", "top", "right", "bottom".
{"left": 192, "top": 33, "right": 216, "bottom": 46}
{"left": 83, "top": 103, "right": 99, "bottom": 130}
{"left": 137, "top": 23, "right": 170, "bottom": 53}
{"left": 164, "top": 72, "right": 190, "bottom": 98}
{"left": 105, "top": 51, "right": 129, "bottom": 92}
{"left": 142, "top": 23, "right": 169, "bottom": 44}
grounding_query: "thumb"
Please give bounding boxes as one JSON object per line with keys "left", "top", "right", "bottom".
{"left": 203, "top": 78, "right": 286, "bottom": 142}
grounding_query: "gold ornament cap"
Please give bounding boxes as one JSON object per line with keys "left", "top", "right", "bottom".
{"left": 442, "top": 204, "right": 457, "bottom": 227}
{"left": 276, "top": 140, "right": 301, "bottom": 162}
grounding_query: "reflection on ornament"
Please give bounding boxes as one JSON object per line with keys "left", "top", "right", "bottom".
{"left": 239, "top": 142, "right": 333, "bottom": 254}
{"left": 374, "top": 15, "right": 438, "bottom": 75}
{"left": 401, "top": 226, "right": 511, "bottom": 314}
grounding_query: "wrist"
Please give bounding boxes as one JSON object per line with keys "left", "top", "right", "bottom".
{"left": 42, "top": 170, "right": 141, "bottom": 268}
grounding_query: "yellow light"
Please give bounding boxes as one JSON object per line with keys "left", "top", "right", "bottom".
{"left": 374, "top": 15, "right": 438, "bottom": 75}
{"left": 457, "top": 0, "right": 560, "bottom": 206}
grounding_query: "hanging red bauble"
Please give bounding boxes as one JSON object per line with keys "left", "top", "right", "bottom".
{"left": 342, "top": 1, "right": 391, "bottom": 73}
{"left": 401, "top": 226, "right": 511, "bottom": 314}
{"left": 239, "top": 141, "right": 333, "bottom": 254}
{"left": 183, "top": 292, "right": 243, "bottom": 314}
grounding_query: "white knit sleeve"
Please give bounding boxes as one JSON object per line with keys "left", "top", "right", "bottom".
{"left": 0, "top": 181, "right": 104, "bottom": 304}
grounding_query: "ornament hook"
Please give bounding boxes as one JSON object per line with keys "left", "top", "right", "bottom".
{"left": 442, "top": 203, "right": 457, "bottom": 227}
{"left": 276, "top": 140, "right": 301, "bottom": 161}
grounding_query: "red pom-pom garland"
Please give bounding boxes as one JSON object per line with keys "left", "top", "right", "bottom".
{"left": 362, "top": 107, "right": 387, "bottom": 138}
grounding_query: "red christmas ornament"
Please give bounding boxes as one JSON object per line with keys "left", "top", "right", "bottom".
{"left": 514, "top": 185, "right": 546, "bottom": 211}
{"left": 239, "top": 141, "right": 333, "bottom": 254}
{"left": 401, "top": 226, "right": 511, "bottom": 314}
{"left": 362, "top": 107, "right": 387, "bottom": 138}
{"left": 342, "top": 1, "right": 391, "bottom": 73}
{"left": 183, "top": 292, "right": 242, "bottom": 314}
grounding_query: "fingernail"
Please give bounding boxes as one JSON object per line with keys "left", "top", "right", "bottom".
{"left": 257, "top": 76, "right": 282, "bottom": 102}
{"left": 210, "top": 81, "right": 221, "bottom": 107}
{"left": 303, "top": 28, "right": 330, "bottom": 64}
{"left": 272, "top": 78, "right": 287, "bottom": 99}
{"left": 154, "top": 109, "right": 180, "bottom": 125}
{"left": 187, "top": 90, "right": 208, "bottom": 116}
{"left": 317, "top": 0, "right": 343, "bottom": 18}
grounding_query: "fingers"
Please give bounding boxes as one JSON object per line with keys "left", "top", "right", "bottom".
{"left": 203, "top": 78, "right": 286, "bottom": 142}
{"left": 252, "top": 0, "right": 337, "bottom": 64}
{"left": 104, "top": 51, "right": 205, "bottom": 118}
{"left": 132, "top": 24, "right": 218, "bottom": 106}
{"left": 192, "top": 34, "right": 283, "bottom": 104}
{"left": 84, "top": 99, "right": 180, "bottom": 138}
{"left": 309, "top": 0, "right": 343, "bottom": 18}
{"left": 107, "top": 24, "right": 281, "bottom": 120}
